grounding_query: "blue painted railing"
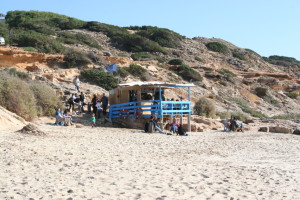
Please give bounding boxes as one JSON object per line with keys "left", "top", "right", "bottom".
{"left": 109, "top": 100, "right": 191, "bottom": 119}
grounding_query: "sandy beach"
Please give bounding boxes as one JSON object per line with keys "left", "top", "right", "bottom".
{"left": 0, "top": 121, "right": 300, "bottom": 200}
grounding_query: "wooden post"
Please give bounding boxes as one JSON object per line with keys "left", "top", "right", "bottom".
{"left": 188, "top": 87, "right": 191, "bottom": 133}
{"left": 159, "top": 87, "right": 163, "bottom": 127}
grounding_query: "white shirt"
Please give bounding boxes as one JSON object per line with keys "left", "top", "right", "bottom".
{"left": 96, "top": 103, "right": 102, "bottom": 110}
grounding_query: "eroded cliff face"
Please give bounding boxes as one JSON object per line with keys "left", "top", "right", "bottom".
{"left": 0, "top": 46, "right": 64, "bottom": 69}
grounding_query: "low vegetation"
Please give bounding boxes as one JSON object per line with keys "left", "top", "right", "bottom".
{"left": 64, "top": 48, "right": 92, "bottom": 68}
{"left": 10, "top": 29, "right": 66, "bottom": 53}
{"left": 176, "top": 65, "right": 202, "bottom": 82}
{"left": 0, "top": 69, "right": 61, "bottom": 120}
{"left": 125, "top": 64, "right": 150, "bottom": 81}
{"left": 129, "top": 26, "right": 183, "bottom": 48}
{"left": 131, "top": 52, "right": 155, "bottom": 61}
{"left": 232, "top": 51, "right": 246, "bottom": 60}
{"left": 272, "top": 113, "right": 300, "bottom": 120}
{"left": 80, "top": 68, "right": 118, "bottom": 90}
{"left": 264, "top": 95, "right": 279, "bottom": 106}
{"left": 229, "top": 97, "right": 267, "bottom": 119}
{"left": 194, "top": 97, "right": 216, "bottom": 117}
{"left": 285, "top": 92, "right": 298, "bottom": 99}
{"left": 218, "top": 68, "right": 236, "bottom": 83}
{"left": 206, "top": 42, "right": 229, "bottom": 54}
{"left": 58, "top": 31, "right": 101, "bottom": 49}
{"left": 255, "top": 87, "right": 268, "bottom": 98}
{"left": 168, "top": 59, "right": 183, "bottom": 65}
{"left": 263, "top": 55, "right": 300, "bottom": 67}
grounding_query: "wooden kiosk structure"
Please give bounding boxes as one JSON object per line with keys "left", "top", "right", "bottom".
{"left": 108, "top": 81, "right": 194, "bottom": 132}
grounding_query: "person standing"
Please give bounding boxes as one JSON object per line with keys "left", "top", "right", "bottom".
{"left": 73, "top": 76, "right": 80, "bottom": 92}
{"left": 92, "top": 94, "right": 97, "bottom": 115}
{"left": 90, "top": 113, "right": 96, "bottom": 128}
{"left": 79, "top": 92, "right": 85, "bottom": 112}
{"left": 100, "top": 93, "right": 108, "bottom": 116}
{"left": 95, "top": 100, "right": 102, "bottom": 119}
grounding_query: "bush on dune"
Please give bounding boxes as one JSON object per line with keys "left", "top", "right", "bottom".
{"left": 0, "top": 70, "right": 61, "bottom": 120}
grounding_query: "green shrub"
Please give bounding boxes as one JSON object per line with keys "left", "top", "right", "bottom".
{"left": 117, "top": 67, "right": 130, "bottom": 78}
{"left": 229, "top": 97, "right": 267, "bottom": 119}
{"left": 219, "top": 80, "right": 228, "bottom": 86}
{"left": 177, "top": 64, "right": 202, "bottom": 82}
{"left": 255, "top": 87, "right": 268, "bottom": 98}
{"left": 64, "top": 48, "right": 92, "bottom": 68}
{"left": 264, "top": 95, "right": 279, "bottom": 106}
{"left": 4, "top": 68, "right": 29, "bottom": 80}
{"left": 194, "top": 56, "right": 203, "bottom": 62}
{"left": 206, "top": 42, "right": 229, "bottom": 54}
{"left": 10, "top": 29, "right": 65, "bottom": 53}
{"left": 22, "top": 47, "right": 38, "bottom": 52}
{"left": 58, "top": 31, "right": 101, "bottom": 49}
{"left": 30, "top": 82, "right": 62, "bottom": 116}
{"left": 111, "top": 33, "right": 166, "bottom": 53}
{"left": 6, "top": 11, "right": 85, "bottom": 30}
{"left": 85, "top": 22, "right": 166, "bottom": 53}
{"left": 232, "top": 51, "right": 246, "bottom": 60}
{"left": 126, "top": 64, "right": 148, "bottom": 80}
{"left": 272, "top": 113, "right": 300, "bottom": 120}
{"left": 218, "top": 68, "right": 235, "bottom": 83}
{"left": 0, "top": 73, "right": 37, "bottom": 120}
{"left": 285, "top": 92, "right": 298, "bottom": 99}
{"left": 245, "top": 48, "right": 260, "bottom": 56}
{"left": 80, "top": 68, "right": 118, "bottom": 90}
{"left": 86, "top": 51, "right": 103, "bottom": 65}
{"left": 263, "top": 55, "right": 300, "bottom": 67}
{"left": 129, "top": 25, "right": 183, "bottom": 48}
{"left": 172, "top": 51, "right": 181, "bottom": 57}
{"left": 156, "top": 57, "right": 166, "bottom": 63}
{"left": 168, "top": 59, "right": 183, "bottom": 65}
{"left": 0, "top": 22, "right": 9, "bottom": 43}
{"left": 0, "top": 70, "right": 62, "bottom": 120}
{"left": 131, "top": 52, "right": 154, "bottom": 61}
{"left": 194, "top": 97, "right": 216, "bottom": 117}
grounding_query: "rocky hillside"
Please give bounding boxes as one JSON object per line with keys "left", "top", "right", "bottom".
{"left": 1, "top": 10, "right": 300, "bottom": 120}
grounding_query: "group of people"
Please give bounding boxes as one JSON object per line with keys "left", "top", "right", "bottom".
{"left": 54, "top": 108, "right": 73, "bottom": 126}
{"left": 224, "top": 116, "right": 244, "bottom": 132}
{"left": 145, "top": 116, "right": 188, "bottom": 136}
{"left": 54, "top": 75, "right": 110, "bottom": 127}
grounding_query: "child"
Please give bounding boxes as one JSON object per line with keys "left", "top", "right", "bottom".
{"left": 90, "top": 113, "right": 96, "bottom": 128}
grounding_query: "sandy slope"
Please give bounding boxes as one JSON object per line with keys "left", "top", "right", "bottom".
{"left": 0, "top": 120, "right": 299, "bottom": 200}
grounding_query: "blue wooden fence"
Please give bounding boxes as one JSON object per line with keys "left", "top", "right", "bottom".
{"left": 109, "top": 100, "right": 191, "bottom": 119}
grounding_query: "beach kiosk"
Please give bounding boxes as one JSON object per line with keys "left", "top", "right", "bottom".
{"left": 108, "top": 81, "right": 194, "bottom": 132}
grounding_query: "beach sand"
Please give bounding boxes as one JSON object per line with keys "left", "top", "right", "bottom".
{"left": 0, "top": 121, "right": 299, "bottom": 200}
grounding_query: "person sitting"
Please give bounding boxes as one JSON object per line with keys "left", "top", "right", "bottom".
{"left": 229, "top": 117, "right": 238, "bottom": 131}
{"left": 63, "top": 109, "right": 73, "bottom": 126}
{"left": 55, "top": 108, "right": 64, "bottom": 126}
{"left": 178, "top": 125, "right": 188, "bottom": 136}
{"left": 236, "top": 120, "right": 244, "bottom": 132}
{"left": 223, "top": 117, "right": 233, "bottom": 132}
{"left": 169, "top": 118, "right": 180, "bottom": 134}
{"left": 150, "top": 116, "right": 165, "bottom": 134}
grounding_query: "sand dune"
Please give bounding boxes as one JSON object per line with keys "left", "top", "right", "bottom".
{"left": 0, "top": 119, "right": 299, "bottom": 200}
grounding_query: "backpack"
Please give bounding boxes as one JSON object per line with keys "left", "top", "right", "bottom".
{"left": 144, "top": 121, "right": 154, "bottom": 133}
{"left": 178, "top": 126, "right": 186, "bottom": 136}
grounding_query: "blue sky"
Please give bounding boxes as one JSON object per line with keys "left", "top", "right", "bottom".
{"left": 1, "top": 0, "right": 299, "bottom": 60}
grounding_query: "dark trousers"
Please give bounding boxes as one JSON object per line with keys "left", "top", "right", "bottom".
{"left": 102, "top": 105, "right": 107, "bottom": 116}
